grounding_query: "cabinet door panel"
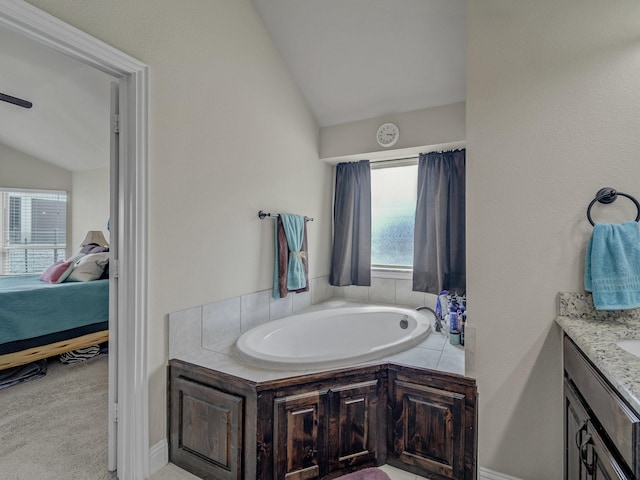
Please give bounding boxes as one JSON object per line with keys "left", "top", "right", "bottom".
{"left": 589, "top": 422, "right": 633, "bottom": 480}
{"left": 565, "top": 380, "right": 590, "bottom": 480}
{"left": 170, "top": 376, "right": 243, "bottom": 480}
{"left": 274, "top": 390, "right": 329, "bottom": 480}
{"left": 329, "top": 380, "right": 380, "bottom": 470}
{"left": 391, "top": 380, "right": 465, "bottom": 479}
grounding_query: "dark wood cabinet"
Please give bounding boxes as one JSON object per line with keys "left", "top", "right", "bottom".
{"left": 387, "top": 365, "right": 477, "bottom": 480}
{"left": 261, "top": 372, "right": 384, "bottom": 479}
{"left": 170, "top": 376, "right": 244, "bottom": 480}
{"left": 390, "top": 380, "right": 464, "bottom": 479}
{"left": 563, "top": 336, "right": 638, "bottom": 480}
{"left": 273, "top": 388, "right": 330, "bottom": 480}
{"left": 169, "top": 360, "right": 477, "bottom": 480}
{"left": 328, "top": 379, "right": 382, "bottom": 472}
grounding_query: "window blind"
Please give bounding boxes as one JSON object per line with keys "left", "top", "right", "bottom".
{"left": 1, "top": 189, "right": 67, "bottom": 275}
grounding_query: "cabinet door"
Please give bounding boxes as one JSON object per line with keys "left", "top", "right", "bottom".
{"left": 588, "top": 423, "right": 633, "bottom": 480}
{"left": 274, "top": 389, "right": 329, "bottom": 480}
{"left": 329, "top": 380, "right": 380, "bottom": 471}
{"left": 565, "top": 380, "right": 590, "bottom": 480}
{"left": 391, "top": 379, "right": 465, "bottom": 479}
{"left": 170, "top": 376, "right": 243, "bottom": 480}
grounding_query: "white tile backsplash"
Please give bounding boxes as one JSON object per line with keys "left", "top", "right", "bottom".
{"left": 169, "top": 276, "right": 451, "bottom": 363}
{"left": 270, "top": 293, "right": 293, "bottom": 320}
{"left": 169, "top": 306, "right": 202, "bottom": 359}
{"left": 395, "top": 279, "right": 427, "bottom": 308}
{"left": 344, "top": 285, "right": 369, "bottom": 301}
{"left": 311, "top": 276, "right": 330, "bottom": 304}
{"left": 329, "top": 284, "right": 345, "bottom": 298}
{"left": 202, "top": 297, "right": 241, "bottom": 354}
{"left": 292, "top": 290, "right": 312, "bottom": 313}
{"left": 241, "top": 290, "right": 270, "bottom": 332}
{"left": 369, "top": 277, "right": 396, "bottom": 304}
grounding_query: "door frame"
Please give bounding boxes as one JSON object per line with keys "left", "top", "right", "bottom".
{"left": 0, "top": 1, "right": 150, "bottom": 478}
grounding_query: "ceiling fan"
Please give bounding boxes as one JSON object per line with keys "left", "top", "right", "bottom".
{"left": 0, "top": 92, "right": 32, "bottom": 109}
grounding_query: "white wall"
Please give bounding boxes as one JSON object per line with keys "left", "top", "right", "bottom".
{"left": 0, "top": 142, "right": 73, "bottom": 255}
{"left": 319, "top": 102, "right": 465, "bottom": 161}
{"left": 71, "top": 167, "right": 109, "bottom": 249}
{"left": 0, "top": 142, "right": 71, "bottom": 191}
{"left": 467, "top": 1, "right": 640, "bottom": 478}
{"left": 25, "top": 0, "right": 333, "bottom": 447}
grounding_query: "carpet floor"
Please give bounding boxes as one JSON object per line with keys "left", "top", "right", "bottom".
{"left": 0, "top": 355, "right": 116, "bottom": 480}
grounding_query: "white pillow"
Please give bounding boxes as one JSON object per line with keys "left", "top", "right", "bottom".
{"left": 66, "top": 252, "right": 109, "bottom": 282}
{"left": 67, "top": 252, "right": 85, "bottom": 263}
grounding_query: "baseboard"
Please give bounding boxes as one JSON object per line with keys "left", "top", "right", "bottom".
{"left": 479, "top": 467, "right": 523, "bottom": 480}
{"left": 149, "top": 438, "right": 168, "bottom": 476}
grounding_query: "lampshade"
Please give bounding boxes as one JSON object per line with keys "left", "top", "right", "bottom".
{"left": 80, "top": 230, "right": 109, "bottom": 247}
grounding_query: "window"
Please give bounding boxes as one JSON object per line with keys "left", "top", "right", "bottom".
{"left": 0, "top": 188, "right": 67, "bottom": 275}
{"left": 370, "top": 161, "right": 418, "bottom": 270}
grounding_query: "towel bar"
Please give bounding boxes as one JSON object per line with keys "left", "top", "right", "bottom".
{"left": 586, "top": 188, "right": 640, "bottom": 226}
{"left": 258, "top": 210, "right": 314, "bottom": 221}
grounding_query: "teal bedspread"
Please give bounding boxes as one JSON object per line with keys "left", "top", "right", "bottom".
{"left": 0, "top": 275, "right": 109, "bottom": 345}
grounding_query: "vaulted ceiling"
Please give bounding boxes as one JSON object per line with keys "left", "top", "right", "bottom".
{"left": 0, "top": 26, "right": 114, "bottom": 173}
{"left": 251, "top": 0, "right": 467, "bottom": 127}
{"left": 0, "top": 1, "right": 466, "bottom": 172}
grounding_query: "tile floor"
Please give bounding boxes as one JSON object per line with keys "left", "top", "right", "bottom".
{"left": 153, "top": 327, "right": 461, "bottom": 480}
{"left": 150, "top": 463, "right": 430, "bottom": 480}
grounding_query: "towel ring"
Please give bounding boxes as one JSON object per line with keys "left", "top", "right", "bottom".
{"left": 586, "top": 188, "right": 640, "bottom": 226}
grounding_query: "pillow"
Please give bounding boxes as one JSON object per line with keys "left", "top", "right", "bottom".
{"left": 66, "top": 252, "right": 110, "bottom": 282}
{"left": 80, "top": 244, "right": 109, "bottom": 254}
{"left": 100, "top": 261, "right": 110, "bottom": 280}
{"left": 40, "top": 260, "right": 75, "bottom": 284}
{"left": 67, "top": 252, "right": 86, "bottom": 263}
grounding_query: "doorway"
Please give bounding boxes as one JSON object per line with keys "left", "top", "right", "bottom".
{"left": 0, "top": 1, "right": 149, "bottom": 479}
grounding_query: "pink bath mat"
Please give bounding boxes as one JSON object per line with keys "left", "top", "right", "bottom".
{"left": 336, "top": 467, "right": 391, "bottom": 479}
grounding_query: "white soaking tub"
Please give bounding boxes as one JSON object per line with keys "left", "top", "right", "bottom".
{"left": 235, "top": 303, "right": 433, "bottom": 370}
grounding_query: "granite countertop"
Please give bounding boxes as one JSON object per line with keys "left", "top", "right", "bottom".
{"left": 556, "top": 292, "right": 640, "bottom": 414}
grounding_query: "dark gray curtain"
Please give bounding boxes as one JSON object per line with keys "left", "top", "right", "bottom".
{"left": 330, "top": 160, "right": 371, "bottom": 286}
{"left": 413, "top": 149, "right": 466, "bottom": 294}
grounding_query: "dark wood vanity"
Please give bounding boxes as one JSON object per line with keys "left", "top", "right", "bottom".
{"left": 168, "top": 359, "right": 477, "bottom": 480}
{"left": 564, "top": 335, "right": 640, "bottom": 479}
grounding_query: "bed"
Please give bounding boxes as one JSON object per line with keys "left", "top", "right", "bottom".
{"left": 0, "top": 275, "right": 109, "bottom": 370}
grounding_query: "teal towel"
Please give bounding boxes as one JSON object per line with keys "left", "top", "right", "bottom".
{"left": 280, "top": 214, "right": 307, "bottom": 291}
{"left": 273, "top": 216, "right": 280, "bottom": 299}
{"left": 584, "top": 221, "right": 640, "bottom": 310}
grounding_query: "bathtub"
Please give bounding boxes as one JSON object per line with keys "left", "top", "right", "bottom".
{"left": 235, "top": 302, "right": 433, "bottom": 370}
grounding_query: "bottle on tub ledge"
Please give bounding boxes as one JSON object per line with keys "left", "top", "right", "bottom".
{"left": 446, "top": 293, "right": 466, "bottom": 346}
{"left": 460, "top": 296, "right": 466, "bottom": 346}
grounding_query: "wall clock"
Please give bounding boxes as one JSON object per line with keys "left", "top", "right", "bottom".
{"left": 376, "top": 122, "right": 399, "bottom": 147}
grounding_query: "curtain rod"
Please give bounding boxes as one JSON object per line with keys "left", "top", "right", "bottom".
{"left": 370, "top": 148, "right": 466, "bottom": 165}
{"left": 370, "top": 155, "right": 419, "bottom": 164}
